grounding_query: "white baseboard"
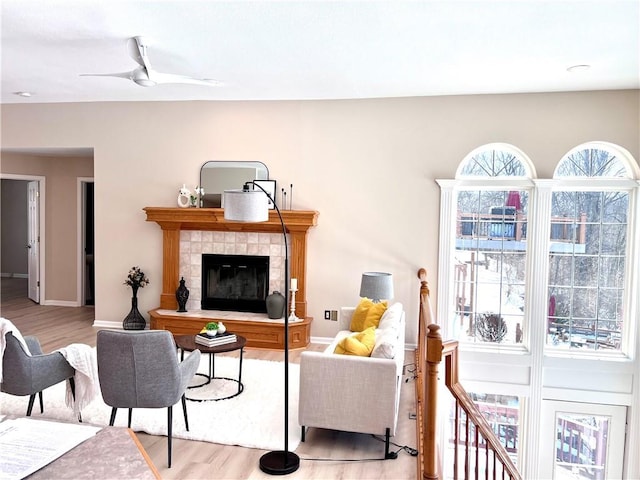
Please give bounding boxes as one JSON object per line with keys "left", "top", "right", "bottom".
{"left": 41, "top": 300, "right": 81, "bottom": 307}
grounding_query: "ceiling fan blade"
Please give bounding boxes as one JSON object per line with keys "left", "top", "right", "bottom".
{"left": 127, "top": 36, "right": 152, "bottom": 70}
{"left": 80, "top": 71, "right": 133, "bottom": 80}
{"left": 150, "top": 71, "right": 223, "bottom": 86}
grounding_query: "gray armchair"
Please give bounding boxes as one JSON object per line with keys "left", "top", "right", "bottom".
{"left": 96, "top": 329, "right": 201, "bottom": 468}
{"left": 1, "top": 332, "right": 76, "bottom": 416}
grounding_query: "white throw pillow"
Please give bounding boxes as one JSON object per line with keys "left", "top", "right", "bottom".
{"left": 371, "top": 328, "right": 397, "bottom": 359}
{"left": 377, "top": 302, "right": 403, "bottom": 332}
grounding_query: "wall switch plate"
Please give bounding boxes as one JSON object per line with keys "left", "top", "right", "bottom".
{"left": 330, "top": 310, "right": 338, "bottom": 321}
{"left": 324, "top": 310, "right": 331, "bottom": 320}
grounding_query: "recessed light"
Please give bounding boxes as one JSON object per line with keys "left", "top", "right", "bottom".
{"left": 14, "top": 91, "right": 34, "bottom": 97}
{"left": 567, "top": 64, "right": 591, "bottom": 73}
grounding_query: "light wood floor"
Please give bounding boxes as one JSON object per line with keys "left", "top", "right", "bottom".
{"left": 1, "top": 277, "right": 418, "bottom": 479}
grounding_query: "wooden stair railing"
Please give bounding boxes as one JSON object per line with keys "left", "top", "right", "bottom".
{"left": 415, "top": 268, "right": 522, "bottom": 480}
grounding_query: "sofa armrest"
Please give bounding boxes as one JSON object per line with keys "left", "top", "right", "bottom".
{"left": 299, "top": 351, "right": 401, "bottom": 437}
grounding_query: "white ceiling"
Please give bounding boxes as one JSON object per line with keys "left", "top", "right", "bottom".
{"left": 1, "top": 0, "right": 639, "bottom": 104}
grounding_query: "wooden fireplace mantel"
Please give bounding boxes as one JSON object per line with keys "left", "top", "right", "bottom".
{"left": 144, "top": 207, "right": 319, "bottom": 349}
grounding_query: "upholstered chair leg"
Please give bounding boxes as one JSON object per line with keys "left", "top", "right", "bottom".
{"left": 127, "top": 408, "right": 133, "bottom": 428}
{"left": 38, "top": 391, "right": 44, "bottom": 413}
{"left": 167, "top": 406, "right": 173, "bottom": 468}
{"left": 27, "top": 394, "right": 36, "bottom": 416}
{"left": 181, "top": 394, "right": 189, "bottom": 431}
{"left": 69, "top": 377, "right": 76, "bottom": 400}
{"left": 67, "top": 377, "right": 82, "bottom": 422}
{"left": 301, "top": 426, "right": 306, "bottom": 442}
{"left": 109, "top": 407, "right": 118, "bottom": 426}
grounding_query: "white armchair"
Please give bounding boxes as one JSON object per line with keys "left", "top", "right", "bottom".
{"left": 298, "top": 305, "right": 406, "bottom": 458}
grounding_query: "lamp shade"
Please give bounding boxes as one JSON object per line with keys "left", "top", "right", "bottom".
{"left": 223, "top": 189, "right": 269, "bottom": 222}
{"left": 359, "top": 272, "right": 394, "bottom": 302}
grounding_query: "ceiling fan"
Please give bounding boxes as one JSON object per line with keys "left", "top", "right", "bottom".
{"left": 80, "top": 36, "right": 221, "bottom": 87}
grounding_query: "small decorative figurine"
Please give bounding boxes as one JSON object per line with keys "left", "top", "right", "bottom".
{"left": 176, "top": 277, "right": 189, "bottom": 312}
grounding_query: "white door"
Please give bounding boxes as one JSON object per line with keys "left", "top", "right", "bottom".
{"left": 539, "top": 400, "right": 626, "bottom": 480}
{"left": 27, "top": 181, "right": 40, "bottom": 303}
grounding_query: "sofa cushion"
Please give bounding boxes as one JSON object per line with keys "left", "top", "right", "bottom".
{"left": 370, "top": 302, "right": 403, "bottom": 359}
{"left": 377, "top": 302, "right": 403, "bottom": 332}
{"left": 350, "top": 298, "right": 388, "bottom": 332}
{"left": 334, "top": 327, "right": 376, "bottom": 356}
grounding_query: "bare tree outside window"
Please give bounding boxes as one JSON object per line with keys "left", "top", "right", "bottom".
{"left": 547, "top": 148, "right": 630, "bottom": 352}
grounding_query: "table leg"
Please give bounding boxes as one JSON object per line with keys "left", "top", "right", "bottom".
{"left": 238, "top": 348, "right": 244, "bottom": 394}
{"left": 210, "top": 353, "right": 214, "bottom": 379}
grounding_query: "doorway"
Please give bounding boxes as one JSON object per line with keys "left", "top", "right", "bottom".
{"left": 0, "top": 176, "right": 45, "bottom": 303}
{"left": 79, "top": 179, "right": 94, "bottom": 306}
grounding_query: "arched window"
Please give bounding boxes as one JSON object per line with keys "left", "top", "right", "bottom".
{"left": 450, "top": 144, "right": 534, "bottom": 346}
{"left": 546, "top": 143, "right": 638, "bottom": 354}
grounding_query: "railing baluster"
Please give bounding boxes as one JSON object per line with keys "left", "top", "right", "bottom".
{"left": 465, "top": 411, "right": 470, "bottom": 480}
{"left": 454, "top": 400, "right": 460, "bottom": 480}
{"left": 474, "top": 427, "right": 479, "bottom": 480}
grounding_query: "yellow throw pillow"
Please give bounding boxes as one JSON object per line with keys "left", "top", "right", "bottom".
{"left": 334, "top": 327, "right": 376, "bottom": 356}
{"left": 350, "top": 298, "right": 374, "bottom": 331}
{"left": 363, "top": 301, "right": 388, "bottom": 330}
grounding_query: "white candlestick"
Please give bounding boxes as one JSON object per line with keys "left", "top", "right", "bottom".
{"left": 290, "top": 278, "right": 297, "bottom": 290}
{"left": 289, "top": 284, "right": 299, "bottom": 322}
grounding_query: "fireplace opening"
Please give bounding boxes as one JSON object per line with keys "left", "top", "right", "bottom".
{"left": 201, "top": 254, "right": 269, "bottom": 313}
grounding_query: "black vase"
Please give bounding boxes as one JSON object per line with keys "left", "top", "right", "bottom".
{"left": 176, "top": 277, "right": 189, "bottom": 313}
{"left": 123, "top": 287, "right": 146, "bottom": 330}
{"left": 266, "top": 291, "right": 286, "bottom": 319}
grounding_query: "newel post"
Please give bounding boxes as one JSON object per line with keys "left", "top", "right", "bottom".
{"left": 424, "top": 323, "right": 443, "bottom": 480}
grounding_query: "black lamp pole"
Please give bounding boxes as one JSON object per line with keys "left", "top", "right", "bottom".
{"left": 244, "top": 182, "right": 300, "bottom": 475}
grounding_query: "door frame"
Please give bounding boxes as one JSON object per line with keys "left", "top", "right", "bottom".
{"left": 77, "top": 177, "right": 94, "bottom": 305}
{"left": 0, "top": 173, "right": 46, "bottom": 302}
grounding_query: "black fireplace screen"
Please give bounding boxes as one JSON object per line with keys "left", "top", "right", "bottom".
{"left": 201, "top": 254, "right": 269, "bottom": 312}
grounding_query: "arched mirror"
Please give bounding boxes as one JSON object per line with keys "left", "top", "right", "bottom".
{"left": 200, "top": 161, "right": 269, "bottom": 207}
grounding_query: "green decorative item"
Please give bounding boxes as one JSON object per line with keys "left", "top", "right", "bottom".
{"left": 123, "top": 266, "right": 149, "bottom": 330}
{"left": 205, "top": 321, "right": 219, "bottom": 336}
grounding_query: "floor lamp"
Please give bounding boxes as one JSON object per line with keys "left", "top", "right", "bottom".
{"left": 223, "top": 182, "right": 300, "bottom": 475}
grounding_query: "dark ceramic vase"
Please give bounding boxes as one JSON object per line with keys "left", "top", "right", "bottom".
{"left": 123, "top": 286, "right": 146, "bottom": 330}
{"left": 176, "top": 277, "right": 189, "bottom": 313}
{"left": 266, "top": 291, "right": 285, "bottom": 319}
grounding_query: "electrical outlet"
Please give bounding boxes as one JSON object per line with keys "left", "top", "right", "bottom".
{"left": 330, "top": 310, "right": 338, "bottom": 321}
{"left": 324, "top": 310, "right": 331, "bottom": 320}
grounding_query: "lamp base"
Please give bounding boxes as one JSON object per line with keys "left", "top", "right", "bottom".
{"left": 259, "top": 450, "right": 300, "bottom": 475}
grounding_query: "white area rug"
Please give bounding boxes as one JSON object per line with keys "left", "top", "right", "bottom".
{"left": 0, "top": 356, "right": 300, "bottom": 451}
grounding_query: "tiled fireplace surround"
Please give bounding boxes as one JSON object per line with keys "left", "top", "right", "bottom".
{"left": 179, "top": 230, "right": 286, "bottom": 312}
{"left": 144, "top": 207, "right": 318, "bottom": 349}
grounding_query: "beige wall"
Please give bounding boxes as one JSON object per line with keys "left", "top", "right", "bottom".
{"left": 0, "top": 152, "right": 94, "bottom": 302}
{"left": 1, "top": 90, "right": 638, "bottom": 342}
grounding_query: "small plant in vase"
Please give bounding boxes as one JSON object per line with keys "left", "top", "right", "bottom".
{"left": 205, "top": 322, "right": 219, "bottom": 337}
{"left": 123, "top": 266, "right": 149, "bottom": 330}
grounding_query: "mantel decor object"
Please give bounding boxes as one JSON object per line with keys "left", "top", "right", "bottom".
{"left": 266, "top": 291, "right": 285, "bottom": 319}
{"left": 223, "top": 182, "right": 300, "bottom": 475}
{"left": 177, "top": 185, "right": 190, "bottom": 208}
{"left": 176, "top": 277, "right": 189, "bottom": 312}
{"left": 289, "top": 278, "right": 299, "bottom": 322}
{"left": 123, "top": 266, "right": 149, "bottom": 330}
